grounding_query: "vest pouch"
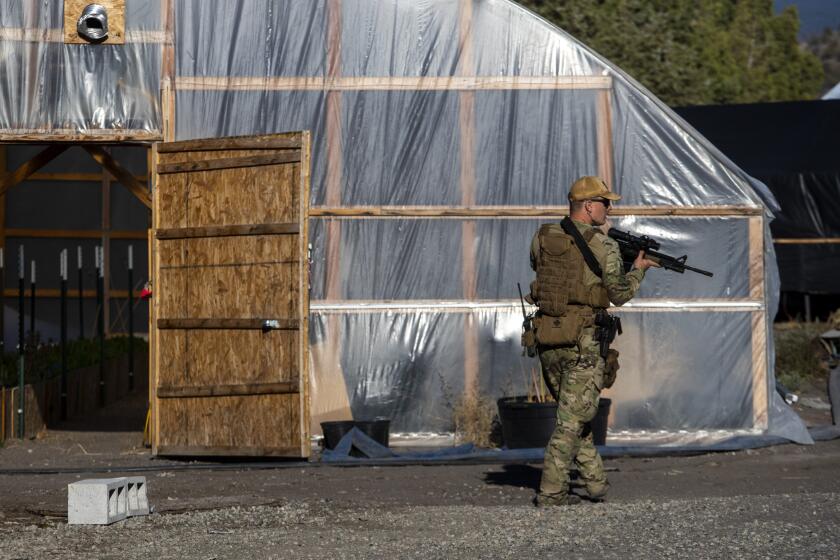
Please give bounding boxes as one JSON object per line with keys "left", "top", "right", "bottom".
{"left": 604, "top": 349, "right": 620, "bottom": 388}
{"left": 540, "top": 233, "right": 573, "bottom": 256}
{"left": 533, "top": 310, "right": 587, "bottom": 347}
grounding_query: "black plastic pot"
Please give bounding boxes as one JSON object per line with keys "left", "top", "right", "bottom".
{"left": 497, "top": 396, "right": 612, "bottom": 448}
{"left": 321, "top": 421, "right": 355, "bottom": 450}
{"left": 320, "top": 418, "right": 391, "bottom": 450}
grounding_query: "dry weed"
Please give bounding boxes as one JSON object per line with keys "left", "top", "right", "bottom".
{"left": 452, "top": 385, "right": 497, "bottom": 448}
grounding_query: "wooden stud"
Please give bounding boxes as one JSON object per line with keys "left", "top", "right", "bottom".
{"left": 0, "top": 145, "right": 69, "bottom": 198}
{"left": 161, "top": 0, "right": 176, "bottom": 143}
{"left": 0, "top": 146, "right": 5, "bottom": 351}
{"left": 308, "top": 205, "right": 764, "bottom": 218}
{"left": 156, "top": 152, "right": 301, "bottom": 175}
{"left": 157, "top": 133, "right": 303, "bottom": 153}
{"left": 157, "top": 318, "right": 299, "bottom": 330}
{"left": 27, "top": 172, "right": 147, "bottom": 182}
{"left": 83, "top": 146, "right": 152, "bottom": 208}
{"left": 173, "top": 75, "right": 614, "bottom": 92}
{"left": 748, "top": 215, "right": 768, "bottom": 430}
{"left": 0, "top": 130, "right": 162, "bottom": 143}
{"left": 155, "top": 223, "right": 300, "bottom": 240}
{"left": 773, "top": 238, "right": 840, "bottom": 244}
{"left": 0, "top": 27, "right": 164, "bottom": 44}
{"left": 310, "top": 0, "right": 354, "bottom": 434}
{"left": 297, "top": 130, "right": 313, "bottom": 457}
{"left": 151, "top": 141, "right": 161, "bottom": 453}
{"left": 2, "top": 288, "right": 139, "bottom": 298}
{"left": 63, "top": 0, "right": 125, "bottom": 45}
{"left": 157, "top": 382, "right": 297, "bottom": 399}
{"left": 596, "top": 88, "right": 614, "bottom": 188}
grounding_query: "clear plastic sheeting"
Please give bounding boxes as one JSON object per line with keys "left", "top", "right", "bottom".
{"left": 0, "top": 0, "right": 805, "bottom": 447}
{"left": 0, "top": 2, "right": 161, "bottom": 134}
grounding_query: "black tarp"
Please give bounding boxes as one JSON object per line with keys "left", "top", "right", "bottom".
{"left": 675, "top": 100, "right": 840, "bottom": 294}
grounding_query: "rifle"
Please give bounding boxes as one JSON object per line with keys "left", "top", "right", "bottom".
{"left": 607, "top": 228, "right": 713, "bottom": 277}
{"left": 517, "top": 283, "right": 536, "bottom": 357}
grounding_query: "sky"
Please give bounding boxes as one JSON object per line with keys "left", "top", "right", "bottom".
{"left": 775, "top": 0, "right": 840, "bottom": 39}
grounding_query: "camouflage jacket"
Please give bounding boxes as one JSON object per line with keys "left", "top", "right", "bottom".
{"left": 530, "top": 219, "right": 645, "bottom": 306}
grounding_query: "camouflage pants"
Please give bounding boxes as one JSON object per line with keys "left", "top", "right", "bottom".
{"left": 538, "top": 327, "right": 608, "bottom": 499}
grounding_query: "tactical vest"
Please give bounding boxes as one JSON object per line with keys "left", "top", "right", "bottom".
{"left": 530, "top": 223, "right": 610, "bottom": 316}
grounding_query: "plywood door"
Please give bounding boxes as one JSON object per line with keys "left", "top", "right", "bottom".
{"left": 151, "top": 132, "right": 310, "bottom": 457}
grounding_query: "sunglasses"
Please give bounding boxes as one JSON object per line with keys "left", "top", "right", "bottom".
{"left": 589, "top": 198, "right": 611, "bottom": 208}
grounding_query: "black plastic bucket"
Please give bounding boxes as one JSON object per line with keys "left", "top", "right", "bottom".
{"left": 498, "top": 396, "right": 612, "bottom": 448}
{"left": 497, "top": 397, "right": 558, "bottom": 449}
{"left": 320, "top": 421, "right": 355, "bottom": 450}
{"left": 355, "top": 418, "right": 390, "bottom": 447}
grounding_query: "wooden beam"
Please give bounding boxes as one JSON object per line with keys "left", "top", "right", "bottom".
{"left": 27, "top": 172, "right": 147, "bottom": 182}
{"left": 157, "top": 133, "right": 304, "bottom": 153}
{"left": 157, "top": 382, "right": 297, "bottom": 399}
{"left": 0, "top": 129, "right": 162, "bottom": 143}
{"left": 102, "top": 162, "right": 112, "bottom": 336}
{"left": 0, "top": 145, "right": 5, "bottom": 351}
{"left": 308, "top": 205, "right": 764, "bottom": 218}
{"left": 0, "top": 145, "right": 68, "bottom": 197}
{"left": 157, "top": 318, "right": 300, "bottom": 330}
{"left": 596, "top": 88, "right": 614, "bottom": 188}
{"left": 174, "top": 76, "right": 614, "bottom": 92}
{"left": 155, "top": 223, "right": 300, "bottom": 240}
{"left": 773, "top": 238, "right": 840, "bottom": 244}
{"left": 161, "top": 0, "right": 176, "bottom": 143}
{"left": 156, "top": 151, "right": 301, "bottom": 175}
{"left": 0, "top": 27, "right": 165, "bottom": 43}
{"left": 5, "top": 228, "right": 146, "bottom": 240}
{"left": 748, "top": 216, "right": 768, "bottom": 430}
{"left": 83, "top": 145, "right": 152, "bottom": 208}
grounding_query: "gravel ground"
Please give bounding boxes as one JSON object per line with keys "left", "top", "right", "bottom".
{"left": 1, "top": 493, "right": 839, "bottom": 559}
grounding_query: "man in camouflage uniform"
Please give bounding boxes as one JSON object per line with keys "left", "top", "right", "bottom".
{"left": 528, "top": 176, "right": 658, "bottom": 506}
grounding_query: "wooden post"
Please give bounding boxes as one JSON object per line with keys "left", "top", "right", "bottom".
{"left": 596, "top": 88, "right": 614, "bottom": 187}
{"left": 310, "top": 0, "right": 354, "bottom": 431}
{"left": 102, "top": 153, "right": 111, "bottom": 336}
{"left": 749, "top": 215, "right": 768, "bottom": 429}
{"left": 161, "top": 0, "right": 176, "bottom": 142}
{"left": 459, "top": 0, "right": 479, "bottom": 397}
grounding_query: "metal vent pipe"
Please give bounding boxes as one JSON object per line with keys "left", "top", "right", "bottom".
{"left": 77, "top": 4, "right": 109, "bottom": 42}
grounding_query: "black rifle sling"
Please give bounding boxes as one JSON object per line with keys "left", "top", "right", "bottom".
{"left": 560, "top": 217, "right": 603, "bottom": 278}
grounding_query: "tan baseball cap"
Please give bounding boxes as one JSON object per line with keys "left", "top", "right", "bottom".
{"left": 568, "top": 176, "right": 621, "bottom": 202}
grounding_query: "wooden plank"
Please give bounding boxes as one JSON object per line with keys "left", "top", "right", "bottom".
{"left": 309, "top": 205, "right": 764, "bottom": 218}
{"left": 158, "top": 235, "right": 298, "bottom": 269}
{"left": 596, "top": 88, "right": 614, "bottom": 188}
{"left": 5, "top": 228, "right": 146, "bottom": 240}
{"left": 102, "top": 156, "right": 112, "bottom": 336}
{"left": 158, "top": 318, "right": 299, "bottom": 330}
{"left": 27, "top": 172, "right": 147, "bottom": 182}
{"left": 297, "top": 131, "right": 312, "bottom": 456}
{"left": 0, "top": 145, "right": 68, "bottom": 197}
{"left": 83, "top": 146, "right": 152, "bottom": 208}
{"left": 151, "top": 141, "right": 161, "bottom": 452}
{"left": 174, "top": 75, "right": 614, "bottom": 92}
{"left": 157, "top": 152, "right": 302, "bottom": 174}
{"left": 156, "top": 158, "right": 299, "bottom": 228}
{"left": 64, "top": 0, "right": 125, "bottom": 44}
{"left": 0, "top": 145, "right": 5, "bottom": 352}
{"left": 748, "top": 215, "right": 768, "bottom": 430}
{"left": 0, "top": 27, "right": 165, "bottom": 43}
{"left": 160, "top": 0, "right": 176, "bottom": 143}
{"left": 156, "top": 394, "right": 300, "bottom": 453}
{"left": 156, "top": 445, "right": 302, "bottom": 457}
{"left": 0, "top": 129, "right": 162, "bottom": 143}
{"left": 157, "top": 133, "right": 304, "bottom": 153}
{"left": 155, "top": 223, "right": 300, "bottom": 240}
{"left": 157, "top": 381, "right": 297, "bottom": 398}
{"left": 773, "top": 238, "right": 840, "bottom": 244}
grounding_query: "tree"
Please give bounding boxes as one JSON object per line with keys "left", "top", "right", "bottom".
{"left": 807, "top": 26, "right": 840, "bottom": 95}
{"left": 515, "top": 0, "right": 824, "bottom": 105}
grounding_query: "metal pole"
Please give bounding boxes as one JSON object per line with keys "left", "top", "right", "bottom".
{"left": 77, "top": 246, "right": 84, "bottom": 339}
{"left": 96, "top": 246, "right": 105, "bottom": 407}
{"left": 28, "top": 260, "right": 35, "bottom": 343}
{"left": 128, "top": 245, "right": 134, "bottom": 392}
{"left": 17, "top": 246, "right": 24, "bottom": 439}
{"left": 60, "top": 249, "right": 68, "bottom": 421}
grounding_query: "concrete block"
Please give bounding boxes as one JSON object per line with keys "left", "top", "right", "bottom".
{"left": 68, "top": 478, "right": 128, "bottom": 525}
{"left": 124, "top": 476, "right": 149, "bottom": 517}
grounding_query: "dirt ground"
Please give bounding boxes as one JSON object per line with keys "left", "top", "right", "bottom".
{"left": 1, "top": 391, "right": 839, "bottom": 559}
